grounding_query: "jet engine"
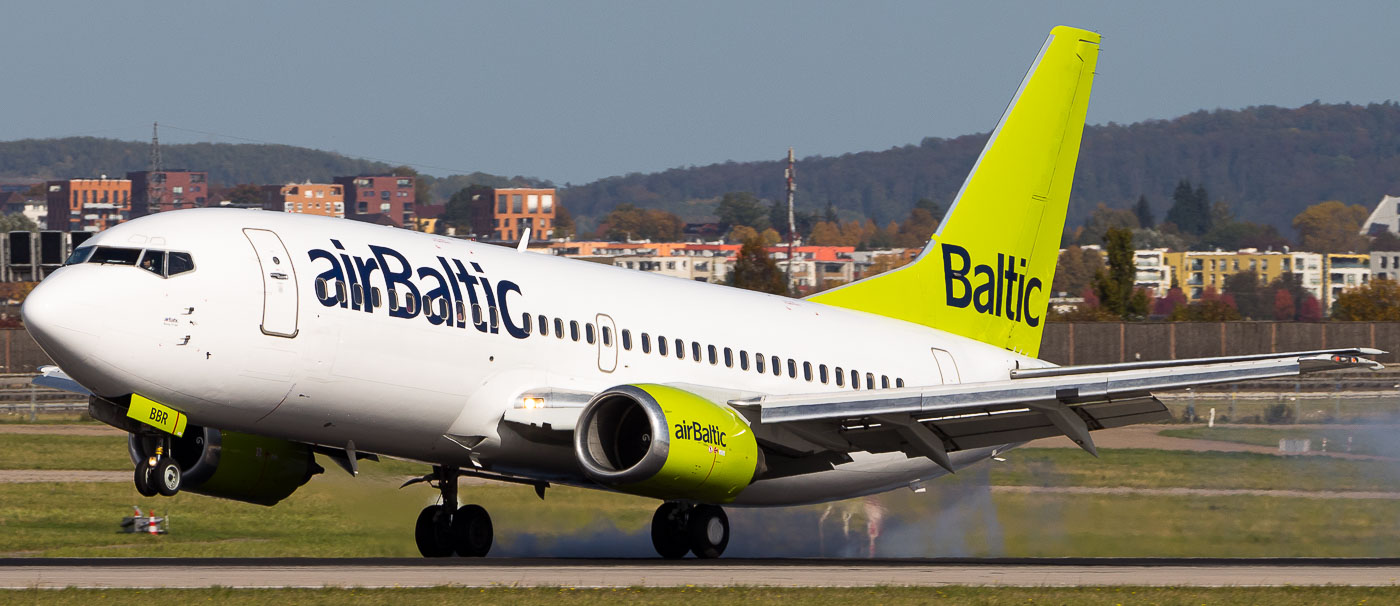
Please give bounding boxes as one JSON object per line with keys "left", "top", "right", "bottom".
{"left": 129, "top": 425, "right": 322, "bottom": 506}
{"left": 574, "top": 384, "right": 758, "bottom": 503}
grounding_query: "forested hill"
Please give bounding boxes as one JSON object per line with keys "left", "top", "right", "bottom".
{"left": 0, "top": 138, "right": 540, "bottom": 202}
{"left": 560, "top": 102, "right": 1400, "bottom": 231}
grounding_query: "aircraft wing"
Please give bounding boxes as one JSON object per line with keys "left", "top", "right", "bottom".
{"left": 730, "top": 348, "right": 1383, "bottom": 473}
{"left": 33, "top": 365, "right": 92, "bottom": 396}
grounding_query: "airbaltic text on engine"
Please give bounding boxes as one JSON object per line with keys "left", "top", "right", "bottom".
{"left": 307, "top": 239, "right": 532, "bottom": 338}
{"left": 941, "top": 242, "right": 1043, "bottom": 327}
{"left": 675, "top": 420, "right": 726, "bottom": 448}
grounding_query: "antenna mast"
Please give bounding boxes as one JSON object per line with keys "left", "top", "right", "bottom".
{"left": 785, "top": 147, "right": 796, "bottom": 292}
{"left": 149, "top": 122, "right": 162, "bottom": 171}
{"left": 148, "top": 122, "right": 164, "bottom": 214}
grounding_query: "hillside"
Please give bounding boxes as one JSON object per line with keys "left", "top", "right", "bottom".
{"left": 559, "top": 102, "right": 1400, "bottom": 233}
{"left": 0, "top": 138, "right": 541, "bottom": 203}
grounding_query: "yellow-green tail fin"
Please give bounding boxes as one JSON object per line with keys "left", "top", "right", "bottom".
{"left": 808, "top": 26, "right": 1099, "bottom": 357}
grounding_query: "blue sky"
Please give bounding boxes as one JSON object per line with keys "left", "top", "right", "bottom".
{"left": 4, "top": 1, "right": 1397, "bottom": 185}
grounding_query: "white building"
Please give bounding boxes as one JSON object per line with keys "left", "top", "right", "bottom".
{"left": 1132, "top": 249, "right": 1172, "bottom": 297}
{"left": 1360, "top": 195, "right": 1400, "bottom": 236}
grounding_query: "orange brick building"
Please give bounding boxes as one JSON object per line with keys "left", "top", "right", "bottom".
{"left": 262, "top": 182, "right": 345, "bottom": 218}
{"left": 491, "top": 188, "right": 555, "bottom": 241}
{"left": 45, "top": 178, "right": 132, "bottom": 232}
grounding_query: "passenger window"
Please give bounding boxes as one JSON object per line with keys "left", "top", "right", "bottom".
{"left": 787, "top": 359, "right": 796, "bottom": 378}
{"left": 896, "top": 378, "right": 905, "bottom": 388}
{"left": 405, "top": 292, "right": 417, "bottom": 315}
{"left": 692, "top": 342, "right": 702, "bottom": 362}
{"left": 866, "top": 373, "right": 875, "bottom": 390}
{"left": 389, "top": 289, "right": 400, "bottom": 311}
{"left": 489, "top": 307, "right": 498, "bottom": 330}
{"left": 724, "top": 348, "right": 733, "bottom": 368}
{"left": 642, "top": 333, "right": 652, "bottom": 354}
{"left": 472, "top": 304, "right": 482, "bottom": 325}
{"left": 373, "top": 287, "right": 383, "bottom": 309}
{"left": 835, "top": 367, "right": 845, "bottom": 387}
{"left": 335, "top": 281, "right": 347, "bottom": 304}
{"left": 772, "top": 355, "right": 781, "bottom": 376}
{"left": 739, "top": 351, "right": 749, "bottom": 371}
{"left": 756, "top": 353, "right": 766, "bottom": 374}
{"left": 65, "top": 246, "right": 95, "bottom": 265}
{"left": 882, "top": 375, "right": 890, "bottom": 389}
{"left": 554, "top": 318, "right": 564, "bottom": 338}
{"left": 138, "top": 250, "right": 166, "bottom": 276}
{"left": 675, "top": 338, "right": 684, "bottom": 359}
{"left": 602, "top": 326, "right": 612, "bottom": 347}
{"left": 708, "top": 345, "right": 717, "bottom": 365}
{"left": 352, "top": 284, "right": 364, "bottom": 308}
{"left": 457, "top": 301, "right": 465, "bottom": 322}
{"left": 523, "top": 313, "right": 533, "bottom": 335}
{"left": 803, "top": 362, "right": 812, "bottom": 382}
{"left": 851, "top": 370, "right": 860, "bottom": 390}
{"left": 166, "top": 251, "right": 195, "bottom": 276}
{"left": 819, "top": 364, "right": 829, "bottom": 384}
{"left": 538, "top": 315, "right": 548, "bottom": 336}
{"left": 658, "top": 335, "right": 668, "bottom": 356}
{"left": 570, "top": 321, "right": 580, "bottom": 342}
{"left": 88, "top": 246, "right": 142, "bottom": 265}
{"left": 315, "top": 278, "right": 328, "bottom": 300}
{"left": 586, "top": 324, "right": 596, "bottom": 344}
{"left": 621, "top": 329, "right": 631, "bottom": 350}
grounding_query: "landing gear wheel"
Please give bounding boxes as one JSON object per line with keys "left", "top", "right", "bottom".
{"left": 414, "top": 504, "right": 453, "bottom": 558}
{"left": 687, "top": 505, "right": 729, "bottom": 559}
{"left": 651, "top": 502, "right": 691, "bottom": 559}
{"left": 133, "top": 463, "right": 157, "bottom": 497}
{"left": 154, "top": 457, "right": 182, "bottom": 497}
{"left": 451, "top": 504, "right": 493, "bottom": 557}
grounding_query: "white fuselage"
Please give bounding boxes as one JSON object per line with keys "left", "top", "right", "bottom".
{"left": 25, "top": 208, "right": 1042, "bottom": 505}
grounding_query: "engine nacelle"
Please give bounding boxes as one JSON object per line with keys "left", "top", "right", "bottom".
{"left": 574, "top": 384, "right": 758, "bottom": 503}
{"left": 129, "top": 426, "right": 322, "bottom": 506}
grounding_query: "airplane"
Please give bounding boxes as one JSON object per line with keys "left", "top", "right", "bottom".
{"left": 22, "top": 26, "right": 1382, "bottom": 559}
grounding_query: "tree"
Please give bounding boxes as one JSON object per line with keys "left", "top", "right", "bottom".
{"left": 1331, "top": 279, "right": 1400, "bottom": 321}
{"left": 227, "top": 183, "right": 262, "bottom": 207}
{"left": 0, "top": 213, "right": 37, "bottom": 233}
{"left": 595, "top": 204, "right": 683, "bottom": 241}
{"left": 726, "top": 225, "right": 759, "bottom": 244}
{"left": 1154, "top": 287, "right": 1188, "bottom": 316}
{"left": 1292, "top": 201, "right": 1370, "bottom": 253}
{"left": 1165, "top": 179, "right": 1211, "bottom": 236}
{"left": 1222, "top": 269, "right": 1267, "bottom": 319}
{"left": 728, "top": 237, "right": 788, "bottom": 295}
{"left": 1272, "top": 287, "right": 1295, "bottom": 321}
{"left": 806, "top": 221, "right": 843, "bottom": 246}
{"left": 1092, "top": 228, "right": 1141, "bottom": 318}
{"left": 894, "top": 206, "right": 940, "bottom": 247}
{"left": 716, "top": 192, "right": 769, "bottom": 231}
{"left": 443, "top": 185, "right": 493, "bottom": 235}
{"left": 1132, "top": 195, "right": 1155, "bottom": 229}
{"left": 1168, "top": 294, "right": 1243, "bottom": 321}
{"left": 552, "top": 204, "right": 576, "bottom": 239}
{"left": 1077, "top": 203, "right": 1139, "bottom": 246}
{"left": 1052, "top": 246, "right": 1104, "bottom": 296}
{"left": 1297, "top": 295, "right": 1323, "bottom": 322}
{"left": 759, "top": 228, "right": 782, "bottom": 246}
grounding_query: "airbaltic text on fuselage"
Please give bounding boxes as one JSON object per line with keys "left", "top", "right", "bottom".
{"left": 674, "top": 420, "right": 727, "bottom": 448}
{"left": 306, "top": 240, "right": 531, "bottom": 339}
{"left": 941, "top": 243, "right": 1043, "bottom": 328}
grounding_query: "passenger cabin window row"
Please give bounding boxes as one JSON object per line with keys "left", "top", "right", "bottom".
{"left": 67, "top": 246, "right": 196, "bottom": 278}
{"left": 616, "top": 328, "right": 904, "bottom": 390}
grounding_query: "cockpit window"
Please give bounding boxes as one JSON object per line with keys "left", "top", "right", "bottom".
{"left": 65, "top": 246, "right": 95, "bottom": 266}
{"left": 87, "top": 246, "right": 142, "bottom": 266}
{"left": 139, "top": 250, "right": 166, "bottom": 276}
{"left": 166, "top": 252, "right": 195, "bottom": 276}
{"left": 79, "top": 246, "right": 196, "bottom": 277}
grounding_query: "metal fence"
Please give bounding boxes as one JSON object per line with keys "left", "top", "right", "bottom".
{"left": 1040, "top": 322, "right": 1400, "bottom": 366}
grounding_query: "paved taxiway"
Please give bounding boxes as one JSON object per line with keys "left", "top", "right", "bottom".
{"left": 4, "top": 558, "right": 1400, "bottom": 588}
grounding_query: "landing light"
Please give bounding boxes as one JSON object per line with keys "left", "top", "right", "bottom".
{"left": 521, "top": 396, "right": 546, "bottom": 409}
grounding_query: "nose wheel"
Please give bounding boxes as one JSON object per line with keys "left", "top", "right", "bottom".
{"left": 133, "top": 439, "right": 182, "bottom": 498}
{"left": 651, "top": 502, "right": 729, "bottom": 559}
{"left": 413, "top": 466, "right": 494, "bottom": 557}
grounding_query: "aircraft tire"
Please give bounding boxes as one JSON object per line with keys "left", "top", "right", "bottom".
{"left": 133, "top": 464, "right": 158, "bottom": 498}
{"left": 687, "top": 505, "right": 729, "bottom": 559}
{"left": 414, "top": 505, "right": 453, "bottom": 557}
{"left": 451, "top": 504, "right": 493, "bottom": 557}
{"left": 154, "top": 457, "right": 182, "bottom": 497}
{"left": 650, "top": 502, "right": 690, "bottom": 559}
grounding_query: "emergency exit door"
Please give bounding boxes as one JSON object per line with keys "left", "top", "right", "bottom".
{"left": 243, "top": 228, "right": 299, "bottom": 338}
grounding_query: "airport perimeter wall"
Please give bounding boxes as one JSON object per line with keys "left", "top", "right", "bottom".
{"left": 0, "top": 323, "right": 1396, "bottom": 374}
{"left": 1039, "top": 322, "right": 1400, "bottom": 366}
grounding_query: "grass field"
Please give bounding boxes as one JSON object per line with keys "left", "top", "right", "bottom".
{"left": 1159, "top": 394, "right": 1400, "bottom": 424}
{"left": 5, "top": 587, "right": 1400, "bottom": 606}
{"left": 1160, "top": 426, "right": 1400, "bottom": 457}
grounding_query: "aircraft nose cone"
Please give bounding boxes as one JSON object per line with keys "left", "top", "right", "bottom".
{"left": 22, "top": 272, "right": 94, "bottom": 371}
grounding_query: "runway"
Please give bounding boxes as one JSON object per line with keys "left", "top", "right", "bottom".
{"left": 4, "top": 558, "right": 1400, "bottom": 588}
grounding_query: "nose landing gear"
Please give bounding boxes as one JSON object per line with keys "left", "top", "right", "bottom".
{"left": 651, "top": 502, "right": 729, "bottom": 559}
{"left": 412, "top": 466, "right": 494, "bottom": 558}
{"left": 133, "top": 440, "right": 182, "bottom": 498}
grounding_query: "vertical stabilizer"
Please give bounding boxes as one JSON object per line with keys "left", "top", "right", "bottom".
{"left": 809, "top": 26, "right": 1099, "bottom": 357}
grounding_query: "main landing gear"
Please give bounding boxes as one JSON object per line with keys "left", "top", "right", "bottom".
{"left": 414, "top": 465, "right": 494, "bottom": 557}
{"left": 651, "top": 502, "right": 730, "bottom": 559}
{"left": 133, "top": 438, "right": 182, "bottom": 498}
